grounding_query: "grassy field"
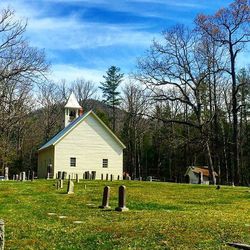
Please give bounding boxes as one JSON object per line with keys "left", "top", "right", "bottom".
{"left": 0, "top": 180, "right": 249, "bottom": 250}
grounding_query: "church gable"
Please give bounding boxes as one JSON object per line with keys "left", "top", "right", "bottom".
{"left": 56, "top": 112, "right": 125, "bottom": 152}
{"left": 39, "top": 110, "right": 125, "bottom": 151}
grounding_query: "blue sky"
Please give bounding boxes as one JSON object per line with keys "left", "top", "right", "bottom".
{"left": 1, "top": 0, "right": 246, "bottom": 83}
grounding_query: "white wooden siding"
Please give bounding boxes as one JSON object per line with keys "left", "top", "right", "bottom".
{"left": 54, "top": 114, "right": 123, "bottom": 179}
{"left": 37, "top": 147, "right": 54, "bottom": 178}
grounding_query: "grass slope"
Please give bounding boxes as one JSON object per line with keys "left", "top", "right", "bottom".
{"left": 0, "top": 180, "right": 249, "bottom": 250}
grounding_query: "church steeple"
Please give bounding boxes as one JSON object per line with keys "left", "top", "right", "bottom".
{"left": 64, "top": 92, "right": 82, "bottom": 127}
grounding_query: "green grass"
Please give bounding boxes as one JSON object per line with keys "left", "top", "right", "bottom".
{"left": 0, "top": 180, "right": 249, "bottom": 250}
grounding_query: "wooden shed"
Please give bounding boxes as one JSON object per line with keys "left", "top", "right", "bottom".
{"left": 184, "top": 166, "right": 218, "bottom": 184}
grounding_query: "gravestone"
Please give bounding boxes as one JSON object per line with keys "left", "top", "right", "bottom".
{"left": 139, "top": 177, "right": 142, "bottom": 181}
{"left": 67, "top": 176, "right": 74, "bottom": 194}
{"left": 148, "top": 176, "right": 152, "bottom": 182}
{"left": 110, "top": 174, "right": 113, "bottom": 181}
{"left": 31, "top": 171, "right": 35, "bottom": 181}
{"left": 60, "top": 179, "right": 63, "bottom": 189}
{"left": 115, "top": 185, "right": 129, "bottom": 212}
{"left": 106, "top": 174, "right": 109, "bottom": 181}
{"left": 117, "top": 175, "right": 120, "bottom": 180}
{"left": 62, "top": 172, "right": 67, "bottom": 180}
{"left": 21, "top": 172, "right": 26, "bottom": 181}
{"left": 0, "top": 220, "right": 4, "bottom": 250}
{"left": 56, "top": 180, "right": 60, "bottom": 190}
{"left": 58, "top": 171, "right": 62, "bottom": 179}
{"left": 101, "top": 174, "right": 103, "bottom": 180}
{"left": 47, "top": 172, "right": 50, "bottom": 180}
{"left": 99, "top": 186, "right": 111, "bottom": 209}
{"left": 19, "top": 172, "right": 22, "bottom": 181}
{"left": 85, "top": 171, "right": 90, "bottom": 180}
{"left": 16, "top": 174, "right": 19, "bottom": 181}
{"left": 92, "top": 171, "right": 96, "bottom": 180}
{"left": 4, "top": 167, "right": 9, "bottom": 180}
{"left": 27, "top": 170, "right": 30, "bottom": 180}
{"left": 76, "top": 174, "right": 79, "bottom": 183}
{"left": 12, "top": 175, "right": 15, "bottom": 181}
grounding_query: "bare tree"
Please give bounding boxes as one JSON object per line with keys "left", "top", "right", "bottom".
{"left": 136, "top": 25, "right": 219, "bottom": 184}
{"left": 196, "top": 0, "right": 250, "bottom": 185}
{"left": 0, "top": 8, "right": 48, "bottom": 173}
{"left": 37, "top": 82, "right": 64, "bottom": 141}
{"left": 71, "top": 78, "right": 97, "bottom": 108}
{"left": 121, "top": 81, "right": 150, "bottom": 177}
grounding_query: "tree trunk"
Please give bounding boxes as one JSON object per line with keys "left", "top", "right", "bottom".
{"left": 229, "top": 43, "right": 240, "bottom": 185}
{"left": 206, "top": 140, "right": 216, "bottom": 185}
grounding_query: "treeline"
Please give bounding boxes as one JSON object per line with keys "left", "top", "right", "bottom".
{"left": 0, "top": 1, "right": 249, "bottom": 185}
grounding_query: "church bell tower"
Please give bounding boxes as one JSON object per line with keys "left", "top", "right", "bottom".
{"left": 64, "top": 92, "right": 83, "bottom": 127}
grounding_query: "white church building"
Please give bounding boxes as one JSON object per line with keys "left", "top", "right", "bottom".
{"left": 37, "top": 93, "right": 126, "bottom": 180}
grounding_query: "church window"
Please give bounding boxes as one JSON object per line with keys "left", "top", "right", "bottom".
{"left": 70, "top": 157, "right": 76, "bottom": 167}
{"left": 102, "top": 159, "right": 108, "bottom": 168}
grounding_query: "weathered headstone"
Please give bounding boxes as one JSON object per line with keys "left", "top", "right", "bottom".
{"left": 56, "top": 180, "right": 60, "bottom": 190}
{"left": 59, "top": 179, "right": 63, "bottom": 189}
{"left": 115, "top": 185, "right": 129, "bottom": 212}
{"left": 21, "top": 172, "right": 26, "bottom": 181}
{"left": 47, "top": 172, "right": 50, "bottom": 180}
{"left": 58, "top": 171, "right": 62, "bottom": 179}
{"left": 19, "top": 172, "right": 22, "bottom": 181}
{"left": 106, "top": 174, "right": 109, "bottom": 181}
{"left": 62, "top": 171, "right": 67, "bottom": 180}
{"left": 110, "top": 174, "right": 113, "bottom": 181}
{"left": 0, "top": 220, "right": 4, "bottom": 250}
{"left": 12, "top": 175, "right": 15, "bottom": 181}
{"left": 67, "top": 176, "right": 74, "bottom": 194}
{"left": 84, "top": 171, "right": 90, "bottom": 180}
{"left": 76, "top": 174, "right": 79, "bottom": 183}
{"left": 92, "top": 171, "right": 96, "bottom": 180}
{"left": 16, "top": 174, "right": 19, "bottom": 181}
{"left": 31, "top": 171, "right": 35, "bottom": 181}
{"left": 101, "top": 174, "right": 103, "bottom": 180}
{"left": 27, "top": 170, "right": 30, "bottom": 180}
{"left": 99, "top": 186, "right": 111, "bottom": 209}
{"left": 139, "top": 177, "right": 142, "bottom": 181}
{"left": 4, "top": 167, "right": 8, "bottom": 180}
{"left": 148, "top": 176, "right": 152, "bottom": 182}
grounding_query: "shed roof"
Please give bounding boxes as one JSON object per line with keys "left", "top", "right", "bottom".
{"left": 185, "top": 166, "right": 218, "bottom": 177}
{"left": 38, "top": 110, "right": 126, "bottom": 151}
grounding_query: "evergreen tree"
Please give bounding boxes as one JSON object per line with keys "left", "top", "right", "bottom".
{"left": 100, "top": 66, "right": 124, "bottom": 131}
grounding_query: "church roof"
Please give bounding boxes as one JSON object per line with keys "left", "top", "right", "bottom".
{"left": 38, "top": 110, "right": 126, "bottom": 151}
{"left": 65, "top": 92, "right": 82, "bottom": 109}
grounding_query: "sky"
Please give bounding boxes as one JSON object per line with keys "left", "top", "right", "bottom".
{"left": 0, "top": 0, "right": 246, "bottom": 84}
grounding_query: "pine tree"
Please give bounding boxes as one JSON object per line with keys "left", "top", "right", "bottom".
{"left": 100, "top": 66, "right": 124, "bottom": 131}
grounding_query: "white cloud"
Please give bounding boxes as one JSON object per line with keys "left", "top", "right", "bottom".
{"left": 0, "top": 0, "right": 157, "bottom": 50}
{"left": 50, "top": 64, "right": 104, "bottom": 83}
{"left": 27, "top": 16, "right": 157, "bottom": 50}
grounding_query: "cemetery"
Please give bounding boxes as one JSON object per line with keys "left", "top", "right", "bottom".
{"left": 0, "top": 178, "right": 249, "bottom": 249}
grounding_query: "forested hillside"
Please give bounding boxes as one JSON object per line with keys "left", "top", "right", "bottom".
{"left": 0, "top": 0, "right": 249, "bottom": 185}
